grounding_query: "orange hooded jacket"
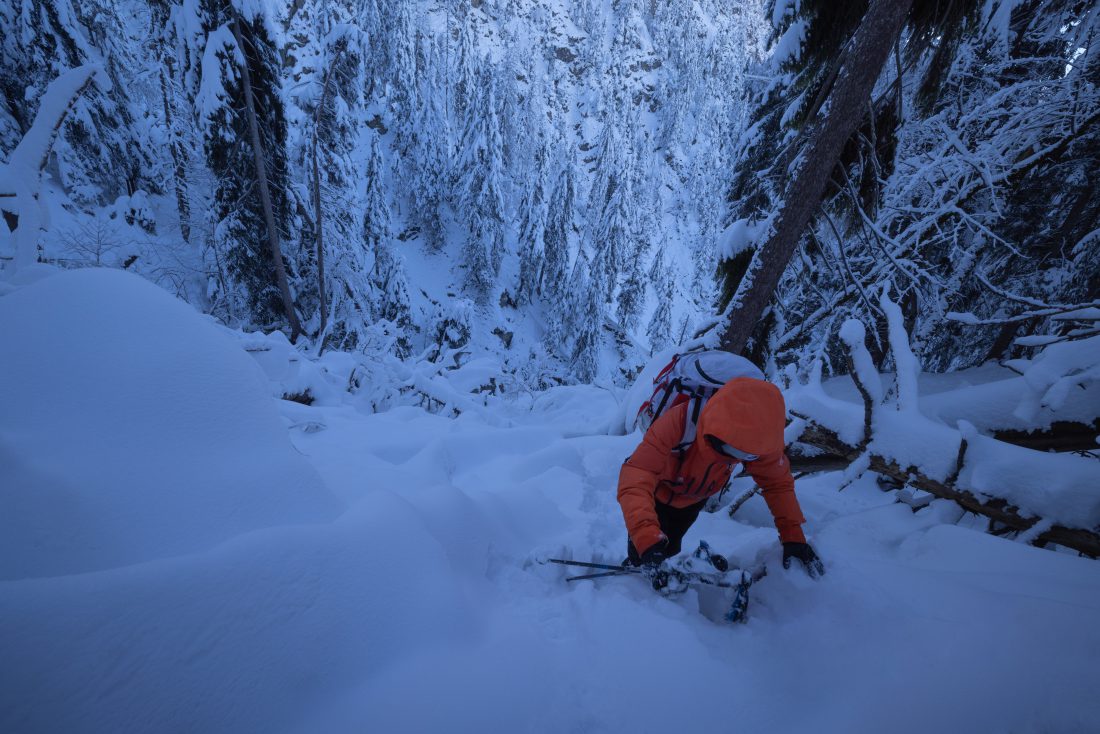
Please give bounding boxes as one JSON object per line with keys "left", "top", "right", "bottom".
{"left": 617, "top": 377, "right": 807, "bottom": 555}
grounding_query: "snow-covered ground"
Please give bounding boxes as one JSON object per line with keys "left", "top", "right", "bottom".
{"left": 3, "top": 269, "right": 1099, "bottom": 733}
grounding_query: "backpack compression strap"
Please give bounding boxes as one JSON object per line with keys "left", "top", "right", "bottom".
{"left": 692, "top": 359, "right": 724, "bottom": 387}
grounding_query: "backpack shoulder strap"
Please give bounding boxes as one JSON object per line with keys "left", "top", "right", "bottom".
{"left": 672, "top": 392, "right": 706, "bottom": 459}
{"left": 651, "top": 377, "right": 681, "bottom": 419}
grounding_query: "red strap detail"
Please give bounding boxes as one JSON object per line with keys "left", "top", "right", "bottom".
{"left": 652, "top": 355, "right": 679, "bottom": 384}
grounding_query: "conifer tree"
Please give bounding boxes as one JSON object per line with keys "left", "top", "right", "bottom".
{"left": 540, "top": 158, "right": 576, "bottom": 303}
{"left": 718, "top": 0, "right": 1099, "bottom": 372}
{"left": 718, "top": 0, "right": 915, "bottom": 355}
{"left": 452, "top": 4, "right": 480, "bottom": 126}
{"left": 616, "top": 121, "right": 658, "bottom": 333}
{"left": 150, "top": 0, "right": 197, "bottom": 244}
{"left": 196, "top": 0, "right": 301, "bottom": 334}
{"left": 291, "top": 2, "right": 374, "bottom": 347}
{"left": 381, "top": 0, "right": 417, "bottom": 139}
{"left": 588, "top": 120, "right": 632, "bottom": 303}
{"left": 516, "top": 129, "right": 551, "bottom": 306}
{"left": 364, "top": 133, "right": 412, "bottom": 357}
{"left": 399, "top": 29, "right": 448, "bottom": 250}
{"left": 455, "top": 66, "right": 506, "bottom": 303}
{"left": 646, "top": 249, "right": 674, "bottom": 353}
{"left": 616, "top": 257, "right": 646, "bottom": 333}
{"left": 562, "top": 249, "right": 602, "bottom": 382}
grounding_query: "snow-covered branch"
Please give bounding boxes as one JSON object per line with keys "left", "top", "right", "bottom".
{"left": 0, "top": 65, "right": 102, "bottom": 269}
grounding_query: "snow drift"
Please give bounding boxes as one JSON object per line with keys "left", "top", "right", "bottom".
{"left": 0, "top": 268, "right": 340, "bottom": 580}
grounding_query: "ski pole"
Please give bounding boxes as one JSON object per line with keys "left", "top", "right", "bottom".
{"left": 565, "top": 570, "right": 632, "bottom": 582}
{"left": 546, "top": 558, "right": 633, "bottom": 573}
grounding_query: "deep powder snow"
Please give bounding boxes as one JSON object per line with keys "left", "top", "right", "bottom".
{"left": 1, "top": 269, "right": 1098, "bottom": 733}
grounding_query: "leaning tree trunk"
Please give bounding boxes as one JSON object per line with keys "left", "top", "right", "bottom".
{"left": 232, "top": 17, "right": 304, "bottom": 342}
{"left": 719, "top": 0, "right": 915, "bottom": 354}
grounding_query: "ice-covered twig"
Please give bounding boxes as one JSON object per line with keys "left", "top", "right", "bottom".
{"left": 947, "top": 305, "right": 1100, "bottom": 327}
{"left": 838, "top": 450, "right": 871, "bottom": 491}
{"left": 727, "top": 486, "right": 761, "bottom": 518}
{"left": 946, "top": 274, "right": 1100, "bottom": 339}
{"left": 880, "top": 287, "right": 920, "bottom": 413}
{"left": 838, "top": 319, "right": 881, "bottom": 450}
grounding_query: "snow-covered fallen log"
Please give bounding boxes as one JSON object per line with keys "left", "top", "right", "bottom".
{"left": 792, "top": 419, "right": 1100, "bottom": 556}
{"left": 787, "top": 293, "right": 1100, "bottom": 557}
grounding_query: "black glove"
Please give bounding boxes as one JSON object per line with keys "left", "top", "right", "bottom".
{"left": 782, "top": 542, "right": 825, "bottom": 579}
{"left": 640, "top": 537, "right": 669, "bottom": 568}
{"left": 640, "top": 537, "right": 670, "bottom": 590}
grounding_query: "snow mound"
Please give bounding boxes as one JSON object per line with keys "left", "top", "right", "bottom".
{"left": 0, "top": 268, "right": 341, "bottom": 580}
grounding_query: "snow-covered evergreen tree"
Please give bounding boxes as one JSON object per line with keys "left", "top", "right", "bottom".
{"left": 364, "top": 134, "right": 412, "bottom": 356}
{"left": 541, "top": 157, "right": 577, "bottom": 303}
{"left": 454, "top": 66, "right": 506, "bottom": 304}
{"left": 587, "top": 119, "right": 632, "bottom": 304}
{"left": 515, "top": 126, "right": 551, "bottom": 306}
{"left": 646, "top": 248, "right": 674, "bottom": 353}
{"left": 196, "top": 0, "right": 298, "bottom": 329}
{"left": 562, "top": 249, "right": 602, "bottom": 382}
{"left": 397, "top": 24, "right": 448, "bottom": 251}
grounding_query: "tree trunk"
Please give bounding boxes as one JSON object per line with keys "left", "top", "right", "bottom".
{"left": 232, "top": 17, "right": 304, "bottom": 342}
{"left": 311, "top": 111, "right": 326, "bottom": 338}
{"left": 719, "top": 0, "right": 915, "bottom": 354}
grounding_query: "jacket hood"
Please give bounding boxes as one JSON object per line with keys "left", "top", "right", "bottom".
{"left": 696, "top": 377, "right": 787, "bottom": 457}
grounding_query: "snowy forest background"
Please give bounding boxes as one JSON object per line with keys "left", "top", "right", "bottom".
{"left": 4, "top": 0, "right": 762, "bottom": 387}
{"left": 4, "top": 0, "right": 1095, "bottom": 388}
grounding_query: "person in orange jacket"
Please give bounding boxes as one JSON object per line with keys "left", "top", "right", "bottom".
{"left": 618, "top": 376, "right": 824, "bottom": 577}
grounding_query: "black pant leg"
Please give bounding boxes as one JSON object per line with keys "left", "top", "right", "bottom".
{"left": 656, "top": 500, "right": 706, "bottom": 556}
{"left": 626, "top": 499, "right": 706, "bottom": 562}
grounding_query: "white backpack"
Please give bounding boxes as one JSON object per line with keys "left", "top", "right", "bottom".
{"left": 635, "top": 348, "right": 765, "bottom": 454}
